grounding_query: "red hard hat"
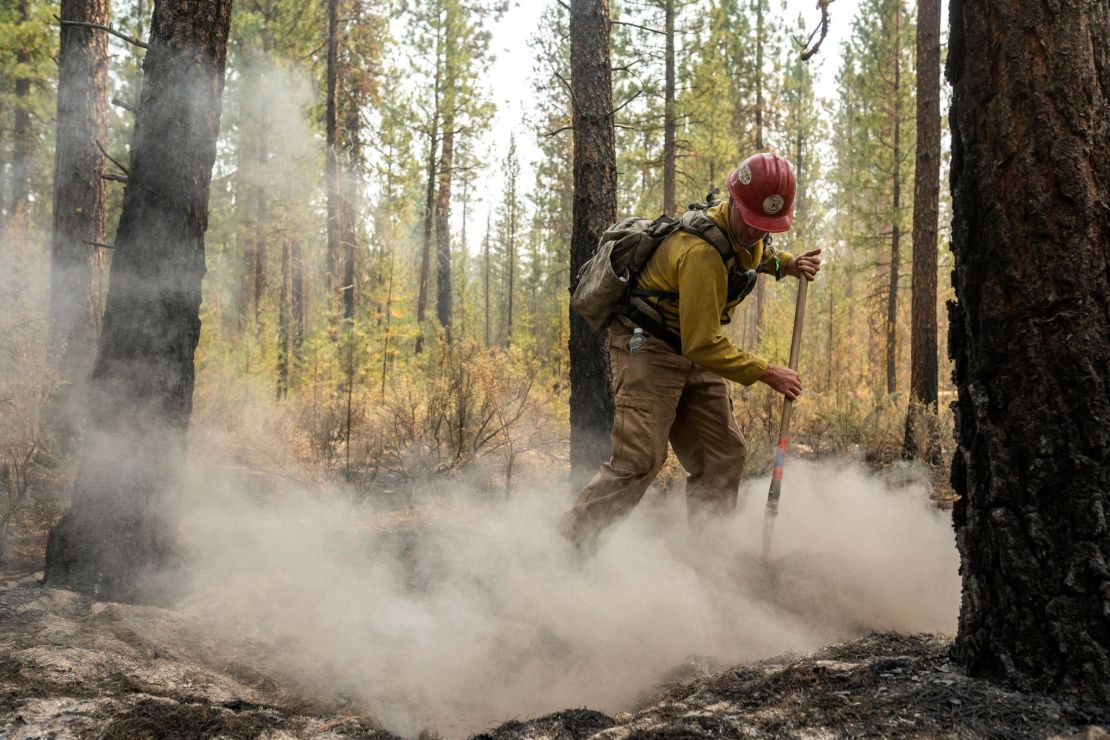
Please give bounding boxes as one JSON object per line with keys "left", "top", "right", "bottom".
{"left": 726, "top": 152, "right": 797, "bottom": 232}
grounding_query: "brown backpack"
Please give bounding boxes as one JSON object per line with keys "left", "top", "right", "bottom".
{"left": 570, "top": 204, "right": 756, "bottom": 352}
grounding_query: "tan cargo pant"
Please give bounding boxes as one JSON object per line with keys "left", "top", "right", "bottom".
{"left": 561, "top": 322, "right": 748, "bottom": 551}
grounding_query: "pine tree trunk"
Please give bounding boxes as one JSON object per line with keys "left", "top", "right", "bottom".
{"left": 751, "top": 0, "right": 765, "bottom": 349}
{"left": 291, "top": 239, "right": 304, "bottom": 358}
{"left": 662, "top": 0, "right": 676, "bottom": 216}
{"left": 948, "top": 0, "right": 1110, "bottom": 707}
{"left": 277, "top": 237, "right": 291, "bottom": 398}
{"left": 50, "top": 0, "right": 110, "bottom": 446}
{"left": 324, "top": 0, "right": 340, "bottom": 295}
{"left": 252, "top": 130, "right": 267, "bottom": 326}
{"left": 8, "top": 0, "right": 33, "bottom": 231}
{"left": 435, "top": 117, "right": 454, "bottom": 339}
{"left": 568, "top": 0, "right": 615, "bottom": 486}
{"left": 885, "top": 1, "right": 902, "bottom": 396}
{"left": 416, "top": 55, "right": 441, "bottom": 353}
{"left": 483, "top": 215, "right": 491, "bottom": 347}
{"left": 341, "top": 96, "right": 360, "bottom": 322}
{"left": 904, "top": 0, "right": 941, "bottom": 460}
{"left": 44, "top": 0, "right": 234, "bottom": 602}
{"left": 506, "top": 172, "right": 516, "bottom": 344}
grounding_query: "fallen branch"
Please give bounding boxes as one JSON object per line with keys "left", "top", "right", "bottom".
{"left": 55, "top": 15, "right": 148, "bottom": 49}
{"left": 101, "top": 173, "right": 128, "bottom": 183}
{"left": 83, "top": 240, "right": 115, "bottom": 250}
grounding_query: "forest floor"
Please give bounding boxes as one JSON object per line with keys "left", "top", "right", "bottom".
{"left": 1, "top": 570, "right": 1104, "bottom": 740}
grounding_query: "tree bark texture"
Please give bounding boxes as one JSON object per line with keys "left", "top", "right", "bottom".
{"left": 8, "top": 0, "right": 33, "bottom": 231}
{"left": 662, "top": 0, "right": 675, "bottom": 216}
{"left": 50, "top": 0, "right": 110, "bottom": 445}
{"left": 904, "top": 0, "right": 941, "bottom": 460}
{"left": 341, "top": 89, "right": 360, "bottom": 322}
{"left": 44, "top": 0, "right": 234, "bottom": 602}
{"left": 948, "top": 0, "right": 1110, "bottom": 709}
{"left": 416, "top": 67, "right": 440, "bottom": 354}
{"left": 568, "top": 0, "right": 615, "bottom": 486}
{"left": 435, "top": 105, "right": 455, "bottom": 339}
{"left": 885, "top": 0, "right": 903, "bottom": 396}
{"left": 324, "top": 0, "right": 340, "bottom": 294}
{"left": 751, "top": 0, "right": 766, "bottom": 350}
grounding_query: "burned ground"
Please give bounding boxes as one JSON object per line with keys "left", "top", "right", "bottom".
{"left": 1, "top": 571, "right": 1103, "bottom": 739}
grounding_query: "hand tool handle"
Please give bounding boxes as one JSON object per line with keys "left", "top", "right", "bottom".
{"left": 762, "top": 276, "right": 809, "bottom": 555}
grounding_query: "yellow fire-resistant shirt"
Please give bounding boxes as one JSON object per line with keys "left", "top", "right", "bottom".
{"left": 634, "top": 200, "right": 794, "bottom": 385}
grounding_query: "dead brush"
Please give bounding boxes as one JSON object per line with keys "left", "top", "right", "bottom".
{"left": 358, "top": 341, "right": 537, "bottom": 492}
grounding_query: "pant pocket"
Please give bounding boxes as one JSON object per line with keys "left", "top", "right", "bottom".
{"left": 611, "top": 390, "right": 657, "bottom": 475}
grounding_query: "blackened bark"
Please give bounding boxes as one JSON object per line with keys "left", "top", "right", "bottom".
{"left": 885, "top": 1, "right": 902, "bottom": 396}
{"left": 44, "top": 0, "right": 234, "bottom": 602}
{"left": 948, "top": 0, "right": 1110, "bottom": 708}
{"left": 903, "top": 0, "right": 940, "bottom": 460}
{"left": 50, "top": 0, "right": 110, "bottom": 445}
{"left": 568, "top": 0, "right": 615, "bottom": 486}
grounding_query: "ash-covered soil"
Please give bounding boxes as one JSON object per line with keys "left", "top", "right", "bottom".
{"left": 0, "top": 572, "right": 1103, "bottom": 739}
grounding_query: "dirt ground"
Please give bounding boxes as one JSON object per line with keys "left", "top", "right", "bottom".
{"left": 1, "top": 571, "right": 1105, "bottom": 739}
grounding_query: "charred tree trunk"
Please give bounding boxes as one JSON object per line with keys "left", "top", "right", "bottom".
{"left": 8, "top": 0, "right": 33, "bottom": 231}
{"left": 568, "top": 0, "right": 615, "bottom": 486}
{"left": 662, "top": 0, "right": 675, "bottom": 216}
{"left": 948, "top": 0, "right": 1110, "bottom": 708}
{"left": 904, "top": 0, "right": 940, "bottom": 461}
{"left": 49, "top": 0, "right": 110, "bottom": 446}
{"left": 324, "top": 0, "right": 340, "bottom": 296}
{"left": 885, "top": 1, "right": 903, "bottom": 396}
{"left": 44, "top": 0, "right": 234, "bottom": 602}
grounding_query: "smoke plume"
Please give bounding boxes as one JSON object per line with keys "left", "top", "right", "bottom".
{"left": 175, "top": 455, "right": 958, "bottom": 737}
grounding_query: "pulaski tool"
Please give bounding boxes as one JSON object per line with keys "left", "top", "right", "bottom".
{"left": 762, "top": 276, "right": 809, "bottom": 556}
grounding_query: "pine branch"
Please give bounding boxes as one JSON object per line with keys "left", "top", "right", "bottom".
{"left": 55, "top": 15, "right": 148, "bottom": 49}
{"left": 800, "top": 0, "right": 835, "bottom": 61}
{"left": 95, "top": 139, "right": 129, "bottom": 175}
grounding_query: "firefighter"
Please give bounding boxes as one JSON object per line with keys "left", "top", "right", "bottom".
{"left": 561, "top": 152, "right": 821, "bottom": 552}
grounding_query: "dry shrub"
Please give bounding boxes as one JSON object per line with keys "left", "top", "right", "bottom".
{"left": 0, "top": 242, "right": 64, "bottom": 567}
{"left": 358, "top": 341, "right": 545, "bottom": 492}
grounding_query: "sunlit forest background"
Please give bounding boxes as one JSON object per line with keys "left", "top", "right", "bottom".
{"left": 1, "top": 0, "right": 951, "bottom": 552}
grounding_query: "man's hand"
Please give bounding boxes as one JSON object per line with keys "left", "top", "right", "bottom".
{"left": 784, "top": 248, "right": 822, "bottom": 281}
{"left": 759, "top": 364, "right": 803, "bottom": 400}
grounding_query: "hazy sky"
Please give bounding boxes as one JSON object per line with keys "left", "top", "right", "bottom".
{"left": 468, "top": 0, "right": 865, "bottom": 237}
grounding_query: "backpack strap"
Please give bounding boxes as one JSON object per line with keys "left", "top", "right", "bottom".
{"left": 619, "top": 207, "right": 743, "bottom": 354}
{"left": 677, "top": 210, "right": 735, "bottom": 267}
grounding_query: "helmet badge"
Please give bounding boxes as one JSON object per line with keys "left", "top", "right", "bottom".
{"left": 739, "top": 164, "right": 752, "bottom": 185}
{"left": 763, "top": 194, "right": 784, "bottom": 215}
